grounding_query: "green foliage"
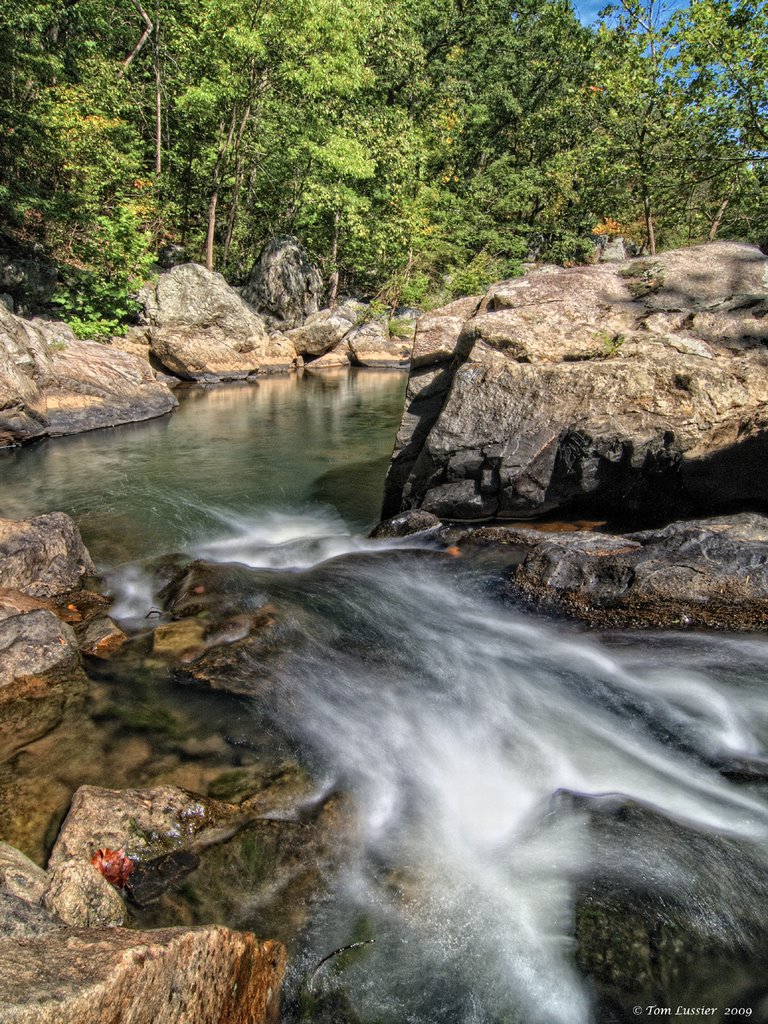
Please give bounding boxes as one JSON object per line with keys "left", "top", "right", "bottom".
{"left": 0, "top": 0, "right": 763, "bottom": 324}
{"left": 540, "top": 234, "right": 596, "bottom": 267}
{"left": 51, "top": 206, "right": 155, "bottom": 339}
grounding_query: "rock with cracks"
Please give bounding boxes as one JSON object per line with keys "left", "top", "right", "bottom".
{"left": 0, "top": 926, "right": 286, "bottom": 1024}
{"left": 383, "top": 242, "right": 768, "bottom": 523}
{"left": 141, "top": 263, "right": 297, "bottom": 379}
{"left": 241, "top": 237, "right": 323, "bottom": 330}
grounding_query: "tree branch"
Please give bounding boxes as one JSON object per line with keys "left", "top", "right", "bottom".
{"left": 120, "top": 0, "right": 154, "bottom": 77}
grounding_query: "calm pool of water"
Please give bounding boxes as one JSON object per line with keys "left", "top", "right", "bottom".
{"left": 0, "top": 370, "right": 406, "bottom": 566}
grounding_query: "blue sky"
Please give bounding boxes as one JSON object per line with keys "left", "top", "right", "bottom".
{"left": 572, "top": 0, "right": 688, "bottom": 26}
{"left": 573, "top": 0, "right": 607, "bottom": 22}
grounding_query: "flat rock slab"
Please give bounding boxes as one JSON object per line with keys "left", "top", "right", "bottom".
{"left": 0, "top": 926, "right": 286, "bottom": 1024}
{"left": 0, "top": 306, "right": 177, "bottom": 445}
{"left": 45, "top": 338, "right": 177, "bottom": 434}
{"left": 453, "top": 512, "right": 768, "bottom": 629}
{"left": 384, "top": 242, "right": 768, "bottom": 522}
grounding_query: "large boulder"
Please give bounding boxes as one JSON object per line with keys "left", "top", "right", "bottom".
{"left": 241, "top": 237, "right": 323, "bottom": 329}
{"left": 0, "top": 305, "right": 177, "bottom": 445}
{"left": 0, "top": 926, "right": 286, "bottom": 1024}
{"left": 383, "top": 242, "right": 768, "bottom": 522}
{"left": 141, "top": 263, "right": 297, "bottom": 380}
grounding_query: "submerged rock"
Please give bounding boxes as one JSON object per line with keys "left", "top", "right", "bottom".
{"left": 383, "top": 242, "right": 768, "bottom": 523}
{"left": 0, "top": 610, "right": 86, "bottom": 760}
{"left": 369, "top": 509, "right": 442, "bottom": 539}
{"left": 564, "top": 791, "right": 768, "bottom": 1018}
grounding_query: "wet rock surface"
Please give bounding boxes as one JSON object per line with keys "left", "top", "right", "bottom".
{"left": 565, "top": 792, "right": 768, "bottom": 1021}
{"left": 447, "top": 512, "right": 768, "bottom": 629}
{"left": 383, "top": 242, "right": 768, "bottom": 523}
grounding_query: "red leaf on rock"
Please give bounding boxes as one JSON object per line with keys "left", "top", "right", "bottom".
{"left": 90, "top": 847, "right": 135, "bottom": 889}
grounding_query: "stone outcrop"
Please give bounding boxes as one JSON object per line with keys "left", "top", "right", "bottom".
{"left": 0, "top": 925, "right": 286, "bottom": 1024}
{"left": 241, "top": 236, "right": 323, "bottom": 329}
{"left": 140, "top": 263, "right": 298, "bottom": 380}
{"left": 444, "top": 512, "right": 768, "bottom": 629}
{"left": 0, "top": 513, "right": 95, "bottom": 598}
{"left": 383, "top": 242, "right": 768, "bottom": 523}
{"left": 288, "top": 303, "right": 415, "bottom": 369}
{"left": 0, "top": 514, "right": 112, "bottom": 762}
{"left": 0, "top": 305, "right": 177, "bottom": 445}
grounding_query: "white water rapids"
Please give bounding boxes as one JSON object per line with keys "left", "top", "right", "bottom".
{"left": 110, "top": 508, "right": 768, "bottom": 1023}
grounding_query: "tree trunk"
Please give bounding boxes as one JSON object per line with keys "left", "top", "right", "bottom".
{"left": 203, "top": 111, "right": 238, "bottom": 273}
{"left": 328, "top": 210, "right": 341, "bottom": 308}
{"left": 643, "top": 196, "right": 656, "bottom": 255}
{"left": 205, "top": 190, "right": 218, "bottom": 271}
{"left": 154, "top": 25, "right": 162, "bottom": 176}
{"left": 708, "top": 196, "right": 730, "bottom": 242}
{"left": 221, "top": 104, "right": 251, "bottom": 269}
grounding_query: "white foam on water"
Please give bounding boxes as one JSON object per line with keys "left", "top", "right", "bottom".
{"left": 262, "top": 561, "right": 768, "bottom": 1023}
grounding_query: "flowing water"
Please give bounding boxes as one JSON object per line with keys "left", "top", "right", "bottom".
{"left": 3, "top": 370, "right": 768, "bottom": 1023}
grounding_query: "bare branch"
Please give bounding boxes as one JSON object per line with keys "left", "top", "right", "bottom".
{"left": 120, "top": 0, "right": 154, "bottom": 78}
{"left": 306, "top": 940, "right": 376, "bottom": 994}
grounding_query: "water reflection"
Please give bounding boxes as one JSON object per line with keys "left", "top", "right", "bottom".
{"left": 0, "top": 370, "right": 406, "bottom": 566}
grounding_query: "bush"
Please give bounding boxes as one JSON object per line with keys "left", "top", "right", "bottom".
{"left": 51, "top": 206, "right": 155, "bottom": 339}
{"left": 539, "top": 233, "right": 596, "bottom": 267}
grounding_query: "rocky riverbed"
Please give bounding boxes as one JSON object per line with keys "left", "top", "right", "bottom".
{"left": 2, "top": 241, "right": 768, "bottom": 1024}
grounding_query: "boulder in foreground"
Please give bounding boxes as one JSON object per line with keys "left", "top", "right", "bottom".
{"left": 0, "top": 926, "right": 286, "bottom": 1024}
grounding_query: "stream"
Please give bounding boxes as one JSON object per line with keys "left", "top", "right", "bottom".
{"left": 2, "top": 370, "right": 768, "bottom": 1024}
